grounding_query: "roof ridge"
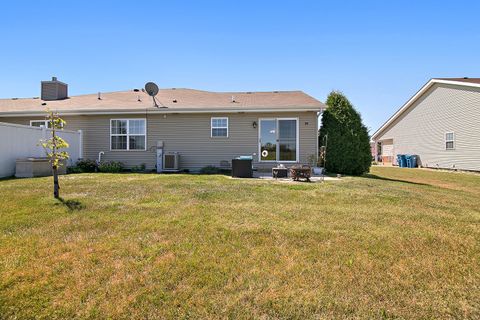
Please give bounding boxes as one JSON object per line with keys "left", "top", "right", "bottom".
{"left": 0, "top": 88, "right": 309, "bottom": 100}
{"left": 372, "top": 78, "right": 480, "bottom": 139}
{"left": 163, "top": 88, "right": 305, "bottom": 94}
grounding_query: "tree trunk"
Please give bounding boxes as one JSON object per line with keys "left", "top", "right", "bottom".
{"left": 53, "top": 166, "right": 60, "bottom": 198}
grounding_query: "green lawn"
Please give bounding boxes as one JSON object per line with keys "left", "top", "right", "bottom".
{"left": 0, "top": 167, "right": 479, "bottom": 319}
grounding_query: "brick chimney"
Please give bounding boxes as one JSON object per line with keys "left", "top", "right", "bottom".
{"left": 41, "top": 77, "right": 68, "bottom": 100}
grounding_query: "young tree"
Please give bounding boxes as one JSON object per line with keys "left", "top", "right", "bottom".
{"left": 40, "top": 111, "right": 69, "bottom": 198}
{"left": 319, "top": 91, "right": 371, "bottom": 175}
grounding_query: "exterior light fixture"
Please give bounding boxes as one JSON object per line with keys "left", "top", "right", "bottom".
{"left": 252, "top": 121, "right": 257, "bottom": 129}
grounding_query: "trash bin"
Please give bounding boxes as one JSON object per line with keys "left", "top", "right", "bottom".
{"left": 405, "top": 154, "right": 412, "bottom": 168}
{"left": 401, "top": 155, "right": 407, "bottom": 168}
{"left": 411, "top": 155, "right": 417, "bottom": 168}
{"left": 406, "top": 155, "right": 417, "bottom": 168}
{"left": 232, "top": 156, "right": 253, "bottom": 178}
{"left": 396, "top": 154, "right": 407, "bottom": 168}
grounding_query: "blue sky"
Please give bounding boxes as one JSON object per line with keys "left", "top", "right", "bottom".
{"left": 1, "top": 1, "right": 479, "bottom": 131}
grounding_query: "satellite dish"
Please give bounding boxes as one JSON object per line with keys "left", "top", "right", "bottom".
{"left": 145, "top": 82, "right": 159, "bottom": 97}
{"left": 144, "top": 82, "right": 159, "bottom": 107}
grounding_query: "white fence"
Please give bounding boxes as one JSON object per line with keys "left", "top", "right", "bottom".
{"left": 0, "top": 122, "right": 83, "bottom": 178}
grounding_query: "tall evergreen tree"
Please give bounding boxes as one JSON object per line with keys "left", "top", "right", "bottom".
{"left": 319, "top": 91, "right": 371, "bottom": 175}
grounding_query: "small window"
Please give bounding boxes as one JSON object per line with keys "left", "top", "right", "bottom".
{"left": 211, "top": 117, "right": 228, "bottom": 137}
{"left": 445, "top": 132, "right": 455, "bottom": 150}
{"left": 110, "top": 119, "right": 146, "bottom": 150}
{"left": 30, "top": 120, "right": 51, "bottom": 128}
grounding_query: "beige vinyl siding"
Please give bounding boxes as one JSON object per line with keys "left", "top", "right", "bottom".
{"left": 0, "top": 111, "right": 318, "bottom": 171}
{"left": 375, "top": 83, "right": 480, "bottom": 171}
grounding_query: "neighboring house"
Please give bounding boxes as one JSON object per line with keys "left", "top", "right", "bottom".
{"left": 0, "top": 78, "right": 325, "bottom": 172}
{"left": 372, "top": 78, "right": 480, "bottom": 171}
{"left": 369, "top": 141, "right": 376, "bottom": 161}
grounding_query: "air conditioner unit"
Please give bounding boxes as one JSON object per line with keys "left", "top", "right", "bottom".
{"left": 163, "top": 152, "right": 180, "bottom": 171}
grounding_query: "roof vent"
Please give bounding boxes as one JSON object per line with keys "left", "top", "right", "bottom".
{"left": 173, "top": 99, "right": 177, "bottom": 103}
{"left": 231, "top": 95, "right": 236, "bottom": 103}
{"left": 463, "top": 77, "right": 469, "bottom": 79}
{"left": 12, "top": 97, "right": 18, "bottom": 100}
{"left": 98, "top": 92, "right": 102, "bottom": 100}
{"left": 137, "top": 95, "right": 141, "bottom": 102}
{"left": 41, "top": 77, "right": 68, "bottom": 101}
{"left": 133, "top": 88, "right": 139, "bottom": 92}
{"left": 41, "top": 102, "right": 47, "bottom": 106}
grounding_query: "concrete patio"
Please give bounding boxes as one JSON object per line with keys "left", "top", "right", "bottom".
{"left": 252, "top": 171, "right": 341, "bottom": 183}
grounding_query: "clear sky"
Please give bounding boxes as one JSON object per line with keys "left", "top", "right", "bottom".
{"left": 1, "top": 1, "right": 479, "bottom": 132}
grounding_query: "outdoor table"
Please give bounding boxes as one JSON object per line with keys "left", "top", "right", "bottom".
{"left": 272, "top": 167, "right": 288, "bottom": 178}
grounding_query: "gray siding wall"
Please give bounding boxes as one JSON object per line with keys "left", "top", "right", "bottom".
{"left": 1, "top": 111, "right": 318, "bottom": 171}
{"left": 375, "top": 83, "right": 480, "bottom": 171}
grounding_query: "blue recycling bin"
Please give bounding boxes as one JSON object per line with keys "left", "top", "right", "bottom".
{"left": 405, "top": 154, "right": 412, "bottom": 168}
{"left": 411, "top": 155, "right": 417, "bottom": 168}
{"left": 396, "top": 154, "right": 407, "bottom": 167}
{"left": 405, "top": 155, "right": 417, "bottom": 168}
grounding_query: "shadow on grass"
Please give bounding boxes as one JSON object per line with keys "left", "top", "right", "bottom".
{"left": 0, "top": 175, "right": 16, "bottom": 181}
{"left": 56, "top": 197, "right": 85, "bottom": 211}
{"left": 0, "top": 175, "right": 49, "bottom": 182}
{"left": 361, "top": 173, "right": 431, "bottom": 186}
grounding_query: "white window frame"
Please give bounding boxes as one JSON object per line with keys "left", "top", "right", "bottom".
{"left": 30, "top": 120, "right": 50, "bottom": 128}
{"left": 258, "top": 117, "right": 299, "bottom": 163}
{"left": 110, "top": 118, "right": 147, "bottom": 151}
{"left": 445, "top": 131, "right": 455, "bottom": 150}
{"left": 211, "top": 117, "right": 229, "bottom": 138}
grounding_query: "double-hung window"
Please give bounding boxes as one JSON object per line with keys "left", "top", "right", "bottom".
{"left": 110, "top": 119, "right": 146, "bottom": 150}
{"left": 445, "top": 132, "right": 455, "bottom": 150}
{"left": 211, "top": 117, "right": 228, "bottom": 137}
{"left": 30, "top": 120, "right": 51, "bottom": 128}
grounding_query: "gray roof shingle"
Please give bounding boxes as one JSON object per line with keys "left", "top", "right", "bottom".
{"left": 0, "top": 88, "right": 325, "bottom": 114}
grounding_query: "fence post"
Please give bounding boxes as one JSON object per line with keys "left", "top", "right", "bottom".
{"left": 78, "top": 130, "right": 83, "bottom": 160}
{"left": 39, "top": 125, "right": 48, "bottom": 158}
{"left": 41, "top": 125, "right": 47, "bottom": 141}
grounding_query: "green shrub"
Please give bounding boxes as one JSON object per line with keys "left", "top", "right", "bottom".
{"left": 200, "top": 166, "right": 220, "bottom": 174}
{"left": 67, "top": 166, "right": 83, "bottom": 174}
{"left": 98, "top": 161, "right": 124, "bottom": 173}
{"left": 200, "top": 166, "right": 230, "bottom": 175}
{"left": 75, "top": 159, "right": 97, "bottom": 172}
{"left": 131, "top": 163, "right": 146, "bottom": 173}
{"left": 319, "top": 91, "right": 371, "bottom": 175}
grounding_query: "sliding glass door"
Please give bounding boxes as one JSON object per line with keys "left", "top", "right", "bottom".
{"left": 260, "top": 119, "right": 277, "bottom": 161}
{"left": 278, "top": 119, "right": 297, "bottom": 161}
{"left": 259, "top": 118, "right": 298, "bottom": 162}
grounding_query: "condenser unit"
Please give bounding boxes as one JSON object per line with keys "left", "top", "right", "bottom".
{"left": 163, "top": 152, "right": 180, "bottom": 171}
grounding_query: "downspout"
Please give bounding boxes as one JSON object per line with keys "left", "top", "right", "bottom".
{"left": 97, "top": 151, "right": 104, "bottom": 165}
{"left": 316, "top": 110, "right": 323, "bottom": 165}
{"left": 95, "top": 151, "right": 105, "bottom": 172}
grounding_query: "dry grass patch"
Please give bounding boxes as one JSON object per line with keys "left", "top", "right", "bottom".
{"left": 0, "top": 167, "right": 479, "bottom": 319}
